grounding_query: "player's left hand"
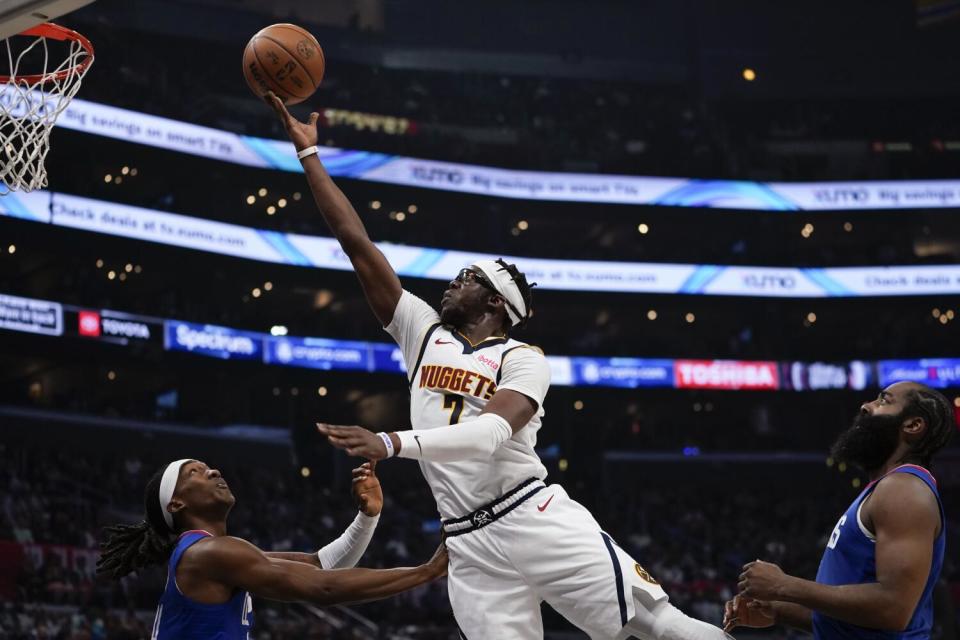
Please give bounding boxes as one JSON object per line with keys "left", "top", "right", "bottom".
{"left": 351, "top": 461, "right": 383, "bottom": 516}
{"left": 318, "top": 423, "right": 388, "bottom": 460}
{"left": 738, "top": 560, "right": 790, "bottom": 601}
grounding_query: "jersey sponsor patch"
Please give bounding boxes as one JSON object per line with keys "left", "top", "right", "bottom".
{"left": 635, "top": 563, "right": 659, "bottom": 585}
{"left": 419, "top": 364, "right": 497, "bottom": 398}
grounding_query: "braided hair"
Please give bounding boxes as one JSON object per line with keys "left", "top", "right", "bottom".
{"left": 494, "top": 258, "right": 536, "bottom": 331}
{"left": 902, "top": 384, "right": 956, "bottom": 467}
{"left": 97, "top": 466, "right": 176, "bottom": 579}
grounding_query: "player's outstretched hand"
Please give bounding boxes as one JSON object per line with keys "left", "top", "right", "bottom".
{"left": 265, "top": 90, "right": 319, "bottom": 152}
{"left": 318, "top": 423, "right": 389, "bottom": 460}
{"left": 723, "top": 594, "right": 775, "bottom": 632}
{"left": 351, "top": 461, "right": 383, "bottom": 517}
{"left": 738, "top": 560, "right": 789, "bottom": 601}
{"left": 423, "top": 541, "right": 448, "bottom": 579}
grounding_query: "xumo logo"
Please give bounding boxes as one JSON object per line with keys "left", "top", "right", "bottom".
{"left": 411, "top": 166, "right": 464, "bottom": 184}
{"left": 743, "top": 274, "right": 796, "bottom": 290}
{"left": 476, "top": 354, "right": 499, "bottom": 370}
{"left": 814, "top": 188, "right": 869, "bottom": 205}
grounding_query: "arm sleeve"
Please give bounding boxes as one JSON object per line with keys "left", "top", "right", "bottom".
{"left": 315, "top": 512, "right": 380, "bottom": 569}
{"left": 384, "top": 290, "right": 441, "bottom": 372}
{"left": 496, "top": 347, "right": 551, "bottom": 411}
{"left": 395, "top": 413, "right": 513, "bottom": 462}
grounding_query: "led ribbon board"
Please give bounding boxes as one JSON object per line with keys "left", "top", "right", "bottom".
{"left": 2, "top": 190, "right": 960, "bottom": 298}
{"left": 49, "top": 96, "right": 960, "bottom": 211}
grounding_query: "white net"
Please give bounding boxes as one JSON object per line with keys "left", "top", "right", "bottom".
{"left": 0, "top": 26, "right": 93, "bottom": 193}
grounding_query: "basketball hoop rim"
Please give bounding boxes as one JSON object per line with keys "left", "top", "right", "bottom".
{"left": 0, "top": 22, "right": 94, "bottom": 85}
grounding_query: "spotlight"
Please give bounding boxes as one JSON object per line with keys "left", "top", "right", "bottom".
{"left": 637, "top": 223, "right": 649, "bottom": 234}
{"left": 370, "top": 200, "right": 381, "bottom": 210}
{"left": 246, "top": 195, "right": 256, "bottom": 205}
{"left": 407, "top": 205, "right": 418, "bottom": 213}
{"left": 518, "top": 220, "right": 529, "bottom": 231}
{"left": 258, "top": 187, "right": 268, "bottom": 197}
{"left": 7, "top": 244, "right": 15, "bottom": 254}
{"left": 685, "top": 312, "right": 696, "bottom": 323}
{"left": 270, "top": 325, "right": 288, "bottom": 336}
{"left": 318, "top": 386, "right": 328, "bottom": 397}
{"left": 742, "top": 68, "right": 757, "bottom": 81}
{"left": 647, "top": 310, "right": 657, "bottom": 321}
{"left": 252, "top": 288, "right": 262, "bottom": 298}
{"left": 301, "top": 467, "right": 311, "bottom": 478}
{"left": 267, "top": 206, "right": 277, "bottom": 215}
{"left": 573, "top": 400, "right": 584, "bottom": 411}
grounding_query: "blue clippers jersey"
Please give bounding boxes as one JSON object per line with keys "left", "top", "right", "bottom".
{"left": 151, "top": 530, "right": 254, "bottom": 640}
{"left": 813, "top": 465, "right": 945, "bottom": 640}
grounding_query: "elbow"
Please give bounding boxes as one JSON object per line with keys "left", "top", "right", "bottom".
{"left": 309, "top": 582, "right": 341, "bottom": 607}
{"left": 879, "top": 607, "right": 914, "bottom": 632}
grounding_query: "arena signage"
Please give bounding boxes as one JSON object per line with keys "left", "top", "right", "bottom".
{"left": 49, "top": 96, "right": 960, "bottom": 211}
{"left": 164, "top": 321, "right": 263, "bottom": 361}
{"left": 877, "top": 359, "right": 960, "bottom": 389}
{"left": 4, "top": 191, "right": 960, "bottom": 299}
{"left": 0, "top": 294, "right": 62, "bottom": 336}
{"left": 263, "top": 336, "right": 371, "bottom": 371}
{"left": 783, "top": 361, "right": 872, "bottom": 391}
{"left": 674, "top": 360, "right": 780, "bottom": 390}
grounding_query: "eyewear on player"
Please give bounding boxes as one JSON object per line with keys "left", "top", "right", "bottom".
{"left": 455, "top": 268, "right": 499, "bottom": 295}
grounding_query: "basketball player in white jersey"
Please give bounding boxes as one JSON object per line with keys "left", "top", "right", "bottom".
{"left": 267, "top": 92, "right": 731, "bottom": 640}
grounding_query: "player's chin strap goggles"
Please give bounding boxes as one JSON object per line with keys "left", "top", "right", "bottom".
{"left": 441, "top": 477, "right": 545, "bottom": 537}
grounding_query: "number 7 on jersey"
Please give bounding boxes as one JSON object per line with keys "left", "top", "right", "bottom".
{"left": 443, "top": 394, "right": 464, "bottom": 425}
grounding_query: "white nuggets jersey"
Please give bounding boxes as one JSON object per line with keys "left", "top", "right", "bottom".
{"left": 386, "top": 290, "right": 551, "bottom": 520}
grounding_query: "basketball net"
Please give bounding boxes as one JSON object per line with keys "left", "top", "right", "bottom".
{"left": 0, "top": 23, "right": 93, "bottom": 193}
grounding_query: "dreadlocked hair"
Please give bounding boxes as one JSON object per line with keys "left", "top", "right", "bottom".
{"left": 97, "top": 467, "right": 176, "bottom": 579}
{"left": 902, "top": 385, "right": 956, "bottom": 467}
{"left": 494, "top": 258, "right": 536, "bottom": 330}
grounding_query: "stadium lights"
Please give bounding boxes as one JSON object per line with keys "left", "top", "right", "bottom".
{"left": 246, "top": 195, "right": 255, "bottom": 205}
{"left": 685, "top": 312, "right": 696, "bottom": 323}
{"left": 647, "top": 309, "right": 657, "bottom": 320}
{"left": 843, "top": 222, "right": 853, "bottom": 232}
{"left": 107, "top": 270, "right": 116, "bottom": 280}
{"left": 104, "top": 174, "right": 111, "bottom": 183}
{"left": 130, "top": 168, "right": 139, "bottom": 176}
{"left": 807, "top": 312, "right": 817, "bottom": 323}
{"left": 518, "top": 220, "right": 529, "bottom": 231}
{"left": 291, "top": 388, "right": 299, "bottom": 396}
{"left": 301, "top": 467, "right": 311, "bottom": 478}
{"left": 407, "top": 205, "right": 418, "bottom": 213}
{"left": 742, "top": 68, "right": 757, "bottom": 81}
{"left": 266, "top": 206, "right": 277, "bottom": 215}
{"left": 270, "top": 325, "right": 288, "bottom": 336}
{"left": 573, "top": 400, "right": 584, "bottom": 411}
{"left": 396, "top": 212, "right": 407, "bottom": 221}
{"left": 852, "top": 478, "right": 862, "bottom": 488}
{"left": 95, "top": 259, "right": 103, "bottom": 268}
{"left": 318, "top": 386, "right": 328, "bottom": 396}
{"left": 801, "top": 223, "right": 814, "bottom": 238}
{"left": 118, "top": 273, "right": 127, "bottom": 281}
{"left": 107, "top": 370, "right": 116, "bottom": 381}
{"left": 558, "top": 459, "right": 569, "bottom": 472}
{"left": 124, "top": 263, "right": 133, "bottom": 273}
{"left": 258, "top": 187, "right": 267, "bottom": 197}
{"left": 121, "top": 166, "right": 130, "bottom": 176}
{"left": 933, "top": 308, "right": 941, "bottom": 318}
{"left": 370, "top": 200, "right": 381, "bottom": 210}
{"left": 134, "top": 265, "right": 142, "bottom": 274}
{"left": 263, "top": 282, "right": 273, "bottom": 291}
{"left": 638, "top": 223, "right": 649, "bottom": 234}
{"left": 252, "top": 288, "right": 262, "bottom": 298}
{"left": 7, "top": 244, "right": 14, "bottom": 254}
{"left": 293, "top": 192, "right": 302, "bottom": 201}
{"left": 278, "top": 198, "right": 287, "bottom": 208}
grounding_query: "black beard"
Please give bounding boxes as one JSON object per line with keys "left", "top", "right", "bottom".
{"left": 829, "top": 411, "right": 904, "bottom": 473}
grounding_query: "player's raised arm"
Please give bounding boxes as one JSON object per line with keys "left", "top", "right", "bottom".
{"left": 266, "top": 92, "right": 401, "bottom": 326}
{"left": 265, "top": 463, "right": 382, "bottom": 568}
{"left": 195, "top": 535, "right": 447, "bottom": 606}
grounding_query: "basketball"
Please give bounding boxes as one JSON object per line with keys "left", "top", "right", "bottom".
{"left": 242, "top": 23, "right": 325, "bottom": 105}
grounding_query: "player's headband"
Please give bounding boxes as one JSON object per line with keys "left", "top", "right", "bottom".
{"left": 159, "top": 459, "right": 193, "bottom": 530}
{"left": 469, "top": 259, "right": 528, "bottom": 327}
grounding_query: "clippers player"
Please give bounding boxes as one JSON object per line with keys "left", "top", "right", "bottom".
{"left": 268, "top": 92, "right": 731, "bottom": 640}
{"left": 724, "top": 382, "right": 953, "bottom": 639}
{"left": 98, "top": 459, "right": 447, "bottom": 639}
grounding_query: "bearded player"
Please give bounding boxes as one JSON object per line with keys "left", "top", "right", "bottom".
{"left": 267, "top": 93, "right": 731, "bottom": 640}
{"left": 724, "top": 381, "right": 953, "bottom": 638}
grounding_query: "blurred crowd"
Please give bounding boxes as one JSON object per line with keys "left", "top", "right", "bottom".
{"left": 66, "top": 25, "right": 960, "bottom": 182}
{"left": 1, "top": 439, "right": 957, "bottom": 639}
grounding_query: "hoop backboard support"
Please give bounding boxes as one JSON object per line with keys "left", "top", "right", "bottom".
{"left": 0, "top": 0, "right": 96, "bottom": 39}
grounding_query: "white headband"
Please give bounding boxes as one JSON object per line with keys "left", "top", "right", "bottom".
{"left": 470, "top": 259, "right": 528, "bottom": 327}
{"left": 159, "top": 459, "right": 193, "bottom": 530}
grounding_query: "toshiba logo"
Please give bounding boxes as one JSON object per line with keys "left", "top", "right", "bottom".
{"left": 675, "top": 360, "right": 779, "bottom": 390}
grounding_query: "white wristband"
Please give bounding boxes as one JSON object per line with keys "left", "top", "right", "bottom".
{"left": 296, "top": 145, "right": 319, "bottom": 160}
{"left": 377, "top": 432, "right": 396, "bottom": 458}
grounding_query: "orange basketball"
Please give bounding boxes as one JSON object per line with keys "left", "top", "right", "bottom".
{"left": 242, "top": 24, "right": 325, "bottom": 105}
